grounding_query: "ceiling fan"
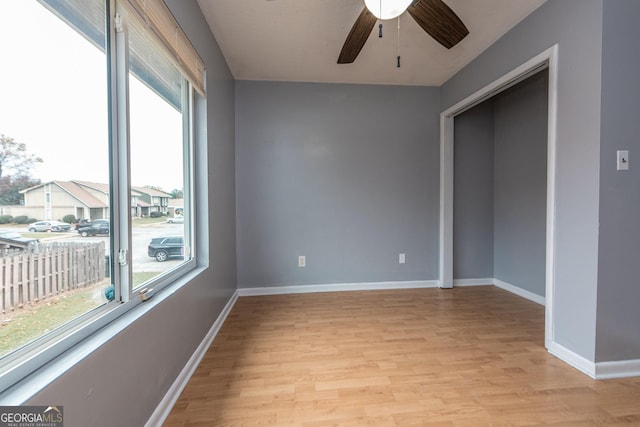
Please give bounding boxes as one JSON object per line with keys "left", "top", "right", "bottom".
{"left": 337, "top": 0, "right": 469, "bottom": 64}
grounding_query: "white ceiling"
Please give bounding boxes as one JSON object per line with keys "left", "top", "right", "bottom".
{"left": 196, "top": 0, "right": 547, "bottom": 86}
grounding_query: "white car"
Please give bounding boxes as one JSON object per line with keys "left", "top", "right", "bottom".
{"left": 28, "top": 220, "right": 71, "bottom": 232}
{"left": 166, "top": 215, "right": 184, "bottom": 224}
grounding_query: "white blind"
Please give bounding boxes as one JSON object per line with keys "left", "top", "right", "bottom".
{"left": 125, "top": 0, "right": 205, "bottom": 95}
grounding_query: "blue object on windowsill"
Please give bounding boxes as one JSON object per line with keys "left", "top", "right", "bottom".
{"left": 104, "top": 285, "right": 115, "bottom": 301}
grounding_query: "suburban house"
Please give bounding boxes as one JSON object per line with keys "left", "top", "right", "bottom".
{"left": 18, "top": 180, "right": 109, "bottom": 221}
{"left": 130, "top": 186, "right": 172, "bottom": 218}
{"left": 9, "top": 180, "right": 172, "bottom": 221}
{"left": 2, "top": 1, "right": 640, "bottom": 426}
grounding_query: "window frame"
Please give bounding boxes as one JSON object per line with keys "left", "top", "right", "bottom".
{"left": 0, "top": 0, "right": 201, "bottom": 397}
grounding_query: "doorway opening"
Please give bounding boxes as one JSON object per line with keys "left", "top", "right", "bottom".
{"left": 439, "top": 45, "right": 558, "bottom": 349}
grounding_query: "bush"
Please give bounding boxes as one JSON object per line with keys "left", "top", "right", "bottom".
{"left": 13, "top": 215, "right": 30, "bottom": 224}
{"left": 62, "top": 214, "right": 76, "bottom": 224}
{"left": 0, "top": 215, "right": 13, "bottom": 224}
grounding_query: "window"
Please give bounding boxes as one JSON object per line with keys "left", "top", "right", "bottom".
{"left": 0, "top": 0, "right": 202, "bottom": 393}
{"left": 123, "top": 0, "right": 191, "bottom": 289}
{"left": 0, "top": 0, "right": 110, "bottom": 364}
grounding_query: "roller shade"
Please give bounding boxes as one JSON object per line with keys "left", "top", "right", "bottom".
{"left": 38, "top": 0, "right": 201, "bottom": 109}
{"left": 124, "top": 0, "right": 206, "bottom": 96}
{"left": 38, "top": 0, "right": 106, "bottom": 53}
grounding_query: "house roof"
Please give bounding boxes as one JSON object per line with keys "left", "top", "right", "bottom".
{"left": 60, "top": 181, "right": 171, "bottom": 198}
{"left": 20, "top": 180, "right": 108, "bottom": 208}
{"left": 21, "top": 180, "right": 174, "bottom": 207}
{"left": 132, "top": 186, "right": 172, "bottom": 197}
{"left": 57, "top": 181, "right": 108, "bottom": 208}
{"left": 72, "top": 180, "right": 110, "bottom": 194}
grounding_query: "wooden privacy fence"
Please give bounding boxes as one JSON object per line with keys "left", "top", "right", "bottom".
{"left": 0, "top": 241, "right": 106, "bottom": 315}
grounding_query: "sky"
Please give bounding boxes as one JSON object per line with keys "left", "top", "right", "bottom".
{"left": 0, "top": 0, "right": 184, "bottom": 193}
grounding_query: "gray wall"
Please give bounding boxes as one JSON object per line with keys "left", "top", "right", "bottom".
{"left": 25, "top": 2, "right": 238, "bottom": 426}
{"left": 596, "top": 0, "right": 640, "bottom": 362}
{"left": 236, "top": 81, "right": 440, "bottom": 288}
{"left": 443, "top": 0, "right": 603, "bottom": 360}
{"left": 493, "top": 70, "right": 548, "bottom": 296}
{"left": 453, "top": 101, "right": 495, "bottom": 279}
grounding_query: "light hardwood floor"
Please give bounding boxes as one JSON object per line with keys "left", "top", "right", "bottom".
{"left": 164, "top": 286, "right": 640, "bottom": 426}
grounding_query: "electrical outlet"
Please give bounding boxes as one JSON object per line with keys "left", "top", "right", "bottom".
{"left": 298, "top": 255, "right": 306, "bottom": 267}
{"left": 399, "top": 253, "right": 406, "bottom": 264}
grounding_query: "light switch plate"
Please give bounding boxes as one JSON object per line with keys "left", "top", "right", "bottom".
{"left": 617, "top": 150, "right": 629, "bottom": 171}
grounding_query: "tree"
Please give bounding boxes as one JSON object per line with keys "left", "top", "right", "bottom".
{"left": 170, "top": 189, "right": 183, "bottom": 199}
{"left": 0, "top": 175, "right": 41, "bottom": 205}
{"left": 0, "top": 134, "right": 43, "bottom": 178}
{"left": 0, "top": 135, "right": 43, "bottom": 205}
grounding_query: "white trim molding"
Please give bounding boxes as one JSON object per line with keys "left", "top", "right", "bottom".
{"left": 238, "top": 280, "right": 439, "bottom": 297}
{"left": 595, "top": 359, "right": 640, "bottom": 380}
{"left": 548, "top": 341, "right": 596, "bottom": 378}
{"left": 493, "top": 279, "right": 545, "bottom": 306}
{"left": 145, "top": 290, "right": 239, "bottom": 427}
{"left": 453, "top": 278, "right": 494, "bottom": 287}
{"left": 452, "top": 278, "right": 545, "bottom": 305}
{"left": 546, "top": 339, "right": 640, "bottom": 380}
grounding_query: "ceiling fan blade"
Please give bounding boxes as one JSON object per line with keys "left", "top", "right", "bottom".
{"left": 337, "top": 7, "right": 377, "bottom": 64}
{"left": 407, "top": 0, "right": 469, "bottom": 49}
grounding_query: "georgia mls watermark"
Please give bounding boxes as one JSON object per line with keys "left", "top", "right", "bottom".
{"left": 0, "top": 406, "right": 63, "bottom": 427}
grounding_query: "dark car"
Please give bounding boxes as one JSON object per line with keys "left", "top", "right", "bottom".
{"left": 74, "top": 219, "right": 92, "bottom": 230}
{"left": 147, "top": 235, "right": 184, "bottom": 262}
{"left": 75, "top": 218, "right": 108, "bottom": 231}
{"left": 77, "top": 219, "right": 110, "bottom": 237}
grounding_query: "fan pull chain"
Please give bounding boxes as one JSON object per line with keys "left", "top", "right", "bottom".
{"left": 396, "top": 16, "right": 401, "bottom": 67}
{"left": 378, "top": 0, "right": 383, "bottom": 37}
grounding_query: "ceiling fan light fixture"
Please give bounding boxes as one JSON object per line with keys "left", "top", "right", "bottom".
{"left": 363, "top": 0, "right": 412, "bottom": 20}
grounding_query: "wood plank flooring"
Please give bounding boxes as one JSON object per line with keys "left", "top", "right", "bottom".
{"left": 163, "top": 286, "right": 640, "bottom": 426}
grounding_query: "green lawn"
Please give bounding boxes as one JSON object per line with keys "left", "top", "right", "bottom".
{"left": 0, "top": 271, "right": 162, "bottom": 357}
{"left": 133, "top": 271, "right": 161, "bottom": 287}
{"left": 0, "top": 282, "right": 107, "bottom": 357}
{"left": 131, "top": 217, "right": 168, "bottom": 226}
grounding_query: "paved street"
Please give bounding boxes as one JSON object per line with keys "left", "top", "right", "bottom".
{"left": 32, "top": 222, "right": 185, "bottom": 272}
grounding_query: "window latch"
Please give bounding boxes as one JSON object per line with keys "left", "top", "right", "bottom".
{"left": 118, "top": 248, "right": 128, "bottom": 266}
{"left": 114, "top": 13, "right": 123, "bottom": 33}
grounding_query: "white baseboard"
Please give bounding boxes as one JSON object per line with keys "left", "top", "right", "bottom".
{"left": 595, "top": 358, "right": 640, "bottom": 379}
{"left": 548, "top": 341, "right": 640, "bottom": 380}
{"left": 493, "top": 278, "right": 545, "bottom": 306}
{"left": 145, "top": 290, "right": 239, "bottom": 427}
{"left": 547, "top": 341, "right": 596, "bottom": 378}
{"left": 453, "top": 278, "right": 494, "bottom": 287}
{"left": 238, "top": 280, "right": 439, "bottom": 296}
